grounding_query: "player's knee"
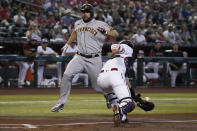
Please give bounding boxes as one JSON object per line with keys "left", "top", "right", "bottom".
{"left": 119, "top": 97, "right": 135, "bottom": 114}
{"left": 62, "top": 73, "right": 73, "bottom": 81}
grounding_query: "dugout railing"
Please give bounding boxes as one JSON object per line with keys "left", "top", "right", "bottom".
{"left": 0, "top": 55, "right": 196, "bottom": 88}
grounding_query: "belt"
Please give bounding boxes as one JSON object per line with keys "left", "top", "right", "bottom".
{"left": 77, "top": 52, "right": 99, "bottom": 58}
{"left": 101, "top": 68, "right": 118, "bottom": 73}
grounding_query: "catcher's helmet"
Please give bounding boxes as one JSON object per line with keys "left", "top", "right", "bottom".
{"left": 81, "top": 4, "right": 94, "bottom": 18}
{"left": 119, "top": 40, "right": 134, "bottom": 48}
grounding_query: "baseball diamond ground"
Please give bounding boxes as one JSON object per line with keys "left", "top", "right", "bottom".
{"left": 0, "top": 87, "right": 197, "bottom": 131}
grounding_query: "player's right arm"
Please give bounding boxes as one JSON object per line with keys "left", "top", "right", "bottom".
{"left": 61, "top": 30, "right": 77, "bottom": 52}
{"left": 66, "top": 31, "right": 77, "bottom": 45}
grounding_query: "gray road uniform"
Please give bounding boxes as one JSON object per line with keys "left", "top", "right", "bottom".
{"left": 57, "top": 18, "right": 113, "bottom": 105}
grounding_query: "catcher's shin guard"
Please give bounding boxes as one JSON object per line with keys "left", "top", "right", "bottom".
{"left": 104, "top": 92, "right": 119, "bottom": 109}
{"left": 119, "top": 97, "right": 135, "bottom": 114}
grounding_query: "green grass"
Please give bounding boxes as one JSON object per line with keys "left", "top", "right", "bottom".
{"left": 0, "top": 93, "right": 197, "bottom": 117}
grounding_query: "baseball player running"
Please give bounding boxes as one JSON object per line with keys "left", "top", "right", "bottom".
{"left": 97, "top": 40, "right": 136, "bottom": 126}
{"left": 51, "top": 3, "right": 118, "bottom": 112}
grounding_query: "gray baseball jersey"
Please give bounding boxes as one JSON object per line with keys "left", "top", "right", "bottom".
{"left": 58, "top": 18, "right": 113, "bottom": 104}
{"left": 75, "top": 19, "right": 111, "bottom": 54}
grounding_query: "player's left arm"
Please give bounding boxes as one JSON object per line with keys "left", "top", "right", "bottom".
{"left": 97, "top": 22, "right": 119, "bottom": 38}
{"left": 106, "top": 28, "right": 119, "bottom": 38}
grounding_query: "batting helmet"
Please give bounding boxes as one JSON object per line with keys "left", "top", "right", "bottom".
{"left": 119, "top": 40, "right": 134, "bottom": 48}
{"left": 80, "top": 4, "right": 94, "bottom": 18}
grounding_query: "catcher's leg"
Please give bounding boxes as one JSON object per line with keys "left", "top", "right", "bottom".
{"left": 113, "top": 97, "right": 135, "bottom": 126}
{"left": 113, "top": 85, "right": 135, "bottom": 126}
{"left": 104, "top": 92, "right": 119, "bottom": 109}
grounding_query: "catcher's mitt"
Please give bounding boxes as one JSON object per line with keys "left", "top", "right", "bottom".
{"left": 137, "top": 100, "right": 155, "bottom": 111}
{"left": 133, "top": 94, "right": 155, "bottom": 112}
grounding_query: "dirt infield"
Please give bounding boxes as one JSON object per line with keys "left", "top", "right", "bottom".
{"left": 0, "top": 87, "right": 197, "bottom": 131}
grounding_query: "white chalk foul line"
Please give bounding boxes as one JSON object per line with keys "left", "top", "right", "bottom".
{"left": 0, "top": 98, "right": 197, "bottom": 104}
{"left": 23, "top": 124, "right": 37, "bottom": 128}
{"left": 0, "top": 120, "right": 197, "bottom": 129}
{"left": 0, "top": 124, "right": 37, "bottom": 129}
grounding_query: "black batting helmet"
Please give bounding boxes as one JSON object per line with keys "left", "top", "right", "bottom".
{"left": 119, "top": 40, "right": 134, "bottom": 48}
{"left": 80, "top": 4, "right": 94, "bottom": 18}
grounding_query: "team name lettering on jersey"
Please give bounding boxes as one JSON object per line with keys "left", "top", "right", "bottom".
{"left": 76, "top": 27, "right": 97, "bottom": 36}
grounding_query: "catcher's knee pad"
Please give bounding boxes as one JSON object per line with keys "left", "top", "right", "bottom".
{"left": 119, "top": 97, "right": 135, "bottom": 114}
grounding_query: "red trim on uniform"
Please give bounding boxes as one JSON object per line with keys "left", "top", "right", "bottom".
{"left": 100, "top": 68, "right": 118, "bottom": 73}
{"left": 111, "top": 68, "right": 118, "bottom": 71}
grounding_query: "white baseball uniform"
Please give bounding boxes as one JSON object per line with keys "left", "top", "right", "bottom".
{"left": 36, "top": 46, "right": 56, "bottom": 86}
{"left": 97, "top": 44, "right": 134, "bottom": 109}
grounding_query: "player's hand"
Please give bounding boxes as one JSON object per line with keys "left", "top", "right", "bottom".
{"left": 97, "top": 27, "right": 107, "bottom": 35}
{"left": 61, "top": 44, "right": 69, "bottom": 53}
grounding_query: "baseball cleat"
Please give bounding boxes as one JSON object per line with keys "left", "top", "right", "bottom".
{"left": 113, "top": 104, "right": 121, "bottom": 127}
{"left": 121, "top": 118, "right": 129, "bottom": 123}
{"left": 51, "top": 103, "right": 64, "bottom": 112}
{"left": 121, "top": 114, "right": 129, "bottom": 123}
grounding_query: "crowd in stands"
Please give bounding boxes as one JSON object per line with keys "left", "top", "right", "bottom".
{"left": 0, "top": 0, "right": 196, "bottom": 51}
{"left": 0, "top": 0, "right": 196, "bottom": 87}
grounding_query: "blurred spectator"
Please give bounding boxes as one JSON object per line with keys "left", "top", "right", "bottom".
{"left": 180, "top": 23, "right": 191, "bottom": 45}
{"left": 53, "top": 24, "right": 64, "bottom": 41}
{"left": 111, "top": 11, "right": 122, "bottom": 26}
{"left": 13, "top": 9, "right": 27, "bottom": 25}
{"left": 163, "top": 24, "right": 176, "bottom": 44}
{"left": 62, "top": 28, "right": 69, "bottom": 41}
{"left": 35, "top": 11, "right": 47, "bottom": 25}
{"left": 24, "top": 10, "right": 35, "bottom": 25}
{"left": 133, "top": 50, "right": 159, "bottom": 84}
{"left": 0, "top": 1, "right": 11, "bottom": 26}
{"left": 146, "top": 40, "right": 164, "bottom": 78}
{"left": 168, "top": 44, "right": 184, "bottom": 87}
{"left": 95, "top": 9, "right": 104, "bottom": 21}
{"left": 17, "top": 36, "right": 38, "bottom": 87}
{"left": 36, "top": 38, "right": 57, "bottom": 87}
{"left": 188, "top": 9, "right": 197, "bottom": 24}
{"left": 58, "top": 1, "right": 66, "bottom": 16}
{"left": 61, "top": 9, "right": 74, "bottom": 28}
{"left": 156, "top": 26, "right": 167, "bottom": 43}
{"left": 46, "top": 11, "right": 57, "bottom": 28}
{"left": 45, "top": 0, "right": 59, "bottom": 14}
{"left": 174, "top": 26, "right": 183, "bottom": 44}
{"left": 132, "top": 27, "right": 146, "bottom": 45}
{"left": 26, "top": 22, "right": 41, "bottom": 41}
{"left": 145, "top": 25, "right": 156, "bottom": 43}
{"left": 181, "top": 4, "right": 192, "bottom": 21}
{"left": 54, "top": 10, "right": 62, "bottom": 22}
{"left": 43, "top": 27, "right": 55, "bottom": 40}
{"left": 103, "top": 9, "right": 113, "bottom": 25}
{"left": 30, "top": 0, "right": 44, "bottom": 13}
